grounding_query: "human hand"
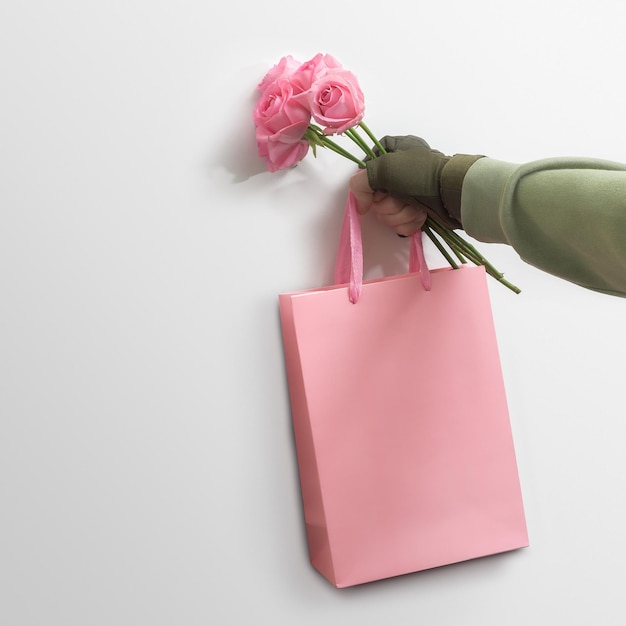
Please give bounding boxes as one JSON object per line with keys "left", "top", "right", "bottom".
{"left": 349, "top": 169, "right": 428, "bottom": 236}
{"left": 363, "top": 135, "right": 485, "bottom": 230}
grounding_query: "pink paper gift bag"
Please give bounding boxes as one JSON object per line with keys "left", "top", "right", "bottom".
{"left": 279, "top": 193, "right": 528, "bottom": 588}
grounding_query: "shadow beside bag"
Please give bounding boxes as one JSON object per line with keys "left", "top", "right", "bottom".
{"left": 279, "top": 192, "right": 529, "bottom": 588}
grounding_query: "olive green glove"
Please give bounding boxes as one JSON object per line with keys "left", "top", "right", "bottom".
{"left": 365, "top": 135, "right": 484, "bottom": 229}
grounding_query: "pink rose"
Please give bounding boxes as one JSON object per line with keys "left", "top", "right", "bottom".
{"left": 253, "top": 78, "right": 311, "bottom": 171}
{"left": 256, "top": 55, "right": 302, "bottom": 92}
{"left": 256, "top": 125, "right": 310, "bottom": 173}
{"left": 253, "top": 78, "right": 310, "bottom": 133}
{"left": 289, "top": 53, "right": 344, "bottom": 93}
{"left": 305, "top": 68, "right": 365, "bottom": 135}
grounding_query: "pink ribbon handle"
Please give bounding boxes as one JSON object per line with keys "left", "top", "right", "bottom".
{"left": 334, "top": 190, "right": 363, "bottom": 303}
{"left": 409, "top": 224, "right": 432, "bottom": 292}
{"left": 334, "top": 190, "right": 431, "bottom": 303}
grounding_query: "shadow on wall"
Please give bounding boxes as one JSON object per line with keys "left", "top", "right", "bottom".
{"left": 209, "top": 90, "right": 268, "bottom": 184}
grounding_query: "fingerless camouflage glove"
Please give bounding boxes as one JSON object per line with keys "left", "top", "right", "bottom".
{"left": 365, "top": 135, "right": 484, "bottom": 229}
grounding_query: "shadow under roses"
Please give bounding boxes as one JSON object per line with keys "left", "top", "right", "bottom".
{"left": 207, "top": 92, "right": 270, "bottom": 183}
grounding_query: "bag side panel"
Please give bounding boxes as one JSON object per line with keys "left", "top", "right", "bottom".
{"left": 278, "top": 294, "right": 337, "bottom": 586}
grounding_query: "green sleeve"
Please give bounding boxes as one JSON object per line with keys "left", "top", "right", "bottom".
{"left": 461, "top": 157, "right": 626, "bottom": 297}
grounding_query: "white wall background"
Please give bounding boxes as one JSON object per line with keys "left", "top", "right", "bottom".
{"left": 2, "top": 1, "right": 625, "bottom": 624}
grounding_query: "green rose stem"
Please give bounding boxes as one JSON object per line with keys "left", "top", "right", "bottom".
{"left": 358, "top": 122, "right": 386, "bottom": 155}
{"left": 423, "top": 226, "right": 460, "bottom": 269}
{"left": 345, "top": 128, "right": 377, "bottom": 159}
{"left": 427, "top": 216, "right": 521, "bottom": 294}
{"left": 304, "top": 125, "right": 366, "bottom": 168}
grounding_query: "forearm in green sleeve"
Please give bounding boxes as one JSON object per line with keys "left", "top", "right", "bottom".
{"left": 461, "top": 157, "right": 626, "bottom": 297}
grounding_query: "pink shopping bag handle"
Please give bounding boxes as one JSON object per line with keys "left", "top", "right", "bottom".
{"left": 334, "top": 190, "right": 432, "bottom": 303}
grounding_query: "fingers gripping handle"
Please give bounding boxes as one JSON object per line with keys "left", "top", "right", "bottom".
{"left": 334, "top": 191, "right": 431, "bottom": 303}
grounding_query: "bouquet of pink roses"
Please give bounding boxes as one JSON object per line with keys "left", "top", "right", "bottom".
{"left": 253, "top": 53, "right": 520, "bottom": 293}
